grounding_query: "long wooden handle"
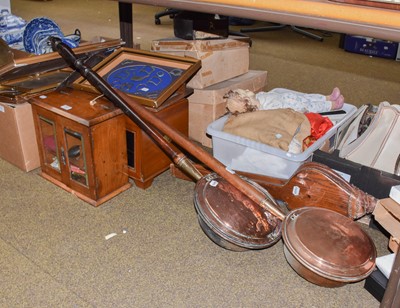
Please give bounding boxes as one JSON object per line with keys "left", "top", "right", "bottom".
{"left": 51, "top": 38, "right": 286, "bottom": 221}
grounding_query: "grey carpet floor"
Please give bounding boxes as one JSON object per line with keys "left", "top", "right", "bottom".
{"left": 2, "top": 1, "right": 397, "bottom": 307}
{"left": 0, "top": 158, "right": 389, "bottom": 307}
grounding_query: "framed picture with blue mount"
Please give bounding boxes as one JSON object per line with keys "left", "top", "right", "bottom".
{"left": 75, "top": 47, "right": 201, "bottom": 108}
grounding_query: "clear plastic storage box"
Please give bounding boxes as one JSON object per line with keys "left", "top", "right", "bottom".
{"left": 206, "top": 103, "right": 357, "bottom": 179}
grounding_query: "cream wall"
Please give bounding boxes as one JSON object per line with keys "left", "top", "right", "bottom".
{"left": 0, "top": 0, "right": 10, "bottom": 11}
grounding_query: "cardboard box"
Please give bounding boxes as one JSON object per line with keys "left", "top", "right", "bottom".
{"left": 151, "top": 36, "right": 250, "bottom": 89}
{"left": 0, "top": 102, "right": 40, "bottom": 171}
{"left": 189, "top": 70, "right": 267, "bottom": 147}
{"left": 389, "top": 236, "right": 399, "bottom": 253}
{"left": 373, "top": 198, "right": 400, "bottom": 239}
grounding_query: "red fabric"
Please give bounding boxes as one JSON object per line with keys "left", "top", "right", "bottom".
{"left": 303, "top": 113, "right": 333, "bottom": 148}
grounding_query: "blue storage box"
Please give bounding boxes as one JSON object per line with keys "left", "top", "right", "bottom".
{"left": 343, "top": 35, "right": 399, "bottom": 59}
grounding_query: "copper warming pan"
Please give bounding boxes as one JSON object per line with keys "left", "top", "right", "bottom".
{"left": 194, "top": 173, "right": 282, "bottom": 251}
{"left": 282, "top": 207, "right": 376, "bottom": 287}
{"left": 194, "top": 175, "right": 376, "bottom": 287}
{"left": 52, "top": 38, "right": 376, "bottom": 288}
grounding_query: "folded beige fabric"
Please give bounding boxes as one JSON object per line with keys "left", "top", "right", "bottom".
{"left": 223, "top": 109, "right": 311, "bottom": 152}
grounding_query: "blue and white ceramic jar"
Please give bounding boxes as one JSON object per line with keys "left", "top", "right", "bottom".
{"left": 0, "top": 9, "right": 27, "bottom": 50}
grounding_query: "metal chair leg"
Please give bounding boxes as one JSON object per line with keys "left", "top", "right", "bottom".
{"left": 240, "top": 23, "right": 324, "bottom": 42}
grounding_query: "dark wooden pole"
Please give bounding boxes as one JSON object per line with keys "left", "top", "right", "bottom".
{"left": 51, "top": 38, "right": 286, "bottom": 221}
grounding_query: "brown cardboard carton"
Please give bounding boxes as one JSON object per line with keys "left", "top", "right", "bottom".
{"left": 151, "top": 37, "right": 250, "bottom": 89}
{"left": 189, "top": 102, "right": 227, "bottom": 147}
{"left": 389, "top": 236, "right": 399, "bottom": 253}
{"left": 0, "top": 102, "right": 40, "bottom": 171}
{"left": 188, "top": 70, "right": 267, "bottom": 147}
{"left": 373, "top": 198, "right": 400, "bottom": 238}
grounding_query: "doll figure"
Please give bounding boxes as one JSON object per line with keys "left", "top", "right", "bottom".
{"left": 224, "top": 87, "right": 344, "bottom": 115}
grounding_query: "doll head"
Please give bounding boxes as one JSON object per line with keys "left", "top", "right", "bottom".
{"left": 224, "top": 89, "right": 261, "bottom": 115}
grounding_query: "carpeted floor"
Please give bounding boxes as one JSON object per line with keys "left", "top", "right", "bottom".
{"left": 1, "top": 1, "right": 398, "bottom": 307}
{"left": 0, "top": 158, "right": 390, "bottom": 307}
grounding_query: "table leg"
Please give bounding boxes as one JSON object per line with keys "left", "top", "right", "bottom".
{"left": 118, "top": 2, "right": 134, "bottom": 48}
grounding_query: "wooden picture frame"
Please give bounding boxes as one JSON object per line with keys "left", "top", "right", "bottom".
{"left": 75, "top": 47, "right": 201, "bottom": 108}
{"left": 0, "top": 37, "right": 123, "bottom": 104}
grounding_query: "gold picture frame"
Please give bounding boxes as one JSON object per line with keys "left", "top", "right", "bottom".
{"left": 75, "top": 47, "right": 201, "bottom": 108}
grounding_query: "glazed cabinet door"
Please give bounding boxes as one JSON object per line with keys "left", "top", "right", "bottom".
{"left": 59, "top": 117, "right": 96, "bottom": 200}
{"left": 34, "top": 108, "right": 64, "bottom": 183}
{"left": 33, "top": 106, "right": 96, "bottom": 200}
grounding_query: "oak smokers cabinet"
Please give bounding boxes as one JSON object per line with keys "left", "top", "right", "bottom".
{"left": 30, "top": 88, "right": 131, "bottom": 206}
{"left": 125, "top": 96, "right": 189, "bottom": 189}
{"left": 73, "top": 48, "right": 201, "bottom": 189}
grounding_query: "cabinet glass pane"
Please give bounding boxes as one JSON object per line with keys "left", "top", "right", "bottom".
{"left": 38, "top": 116, "right": 60, "bottom": 172}
{"left": 64, "top": 129, "right": 88, "bottom": 186}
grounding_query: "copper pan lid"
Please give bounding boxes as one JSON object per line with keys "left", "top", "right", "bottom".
{"left": 194, "top": 173, "right": 282, "bottom": 250}
{"left": 283, "top": 207, "right": 376, "bottom": 282}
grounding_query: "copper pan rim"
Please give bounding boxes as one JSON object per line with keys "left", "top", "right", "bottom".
{"left": 197, "top": 214, "right": 257, "bottom": 251}
{"left": 194, "top": 173, "right": 282, "bottom": 251}
{"left": 196, "top": 204, "right": 282, "bottom": 250}
{"left": 283, "top": 245, "right": 348, "bottom": 288}
{"left": 283, "top": 243, "right": 375, "bottom": 283}
{"left": 282, "top": 207, "right": 376, "bottom": 286}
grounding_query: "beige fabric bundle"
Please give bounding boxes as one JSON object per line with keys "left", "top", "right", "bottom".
{"left": 223, "top": 109, "right": 311, "bottom": 152}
